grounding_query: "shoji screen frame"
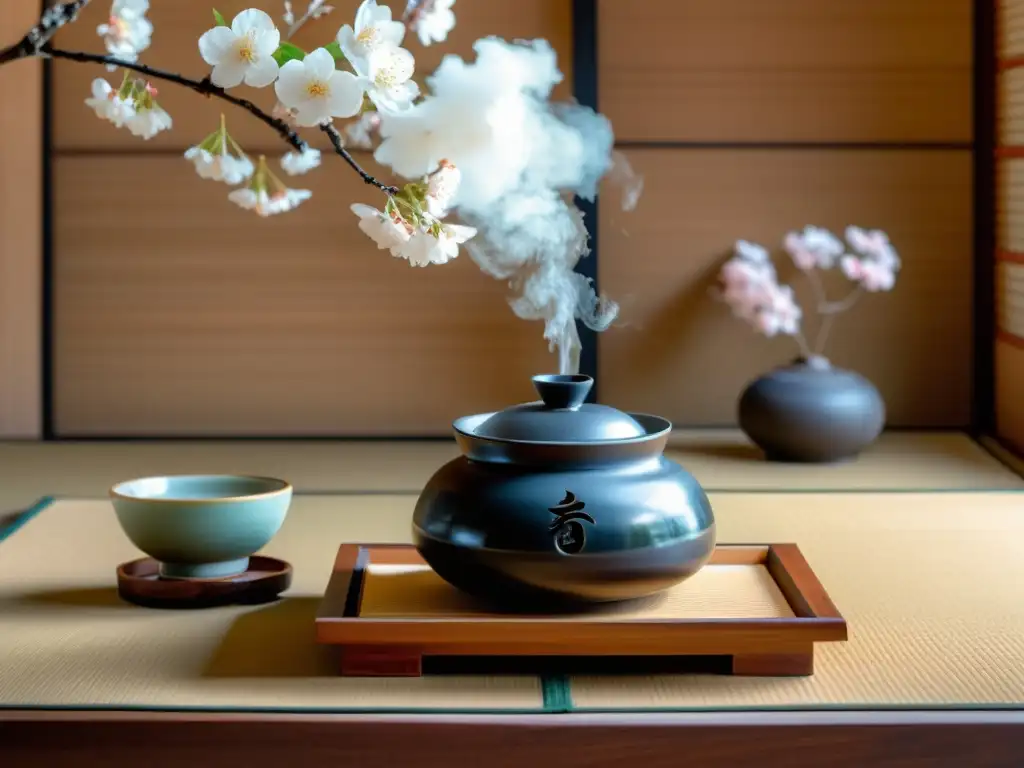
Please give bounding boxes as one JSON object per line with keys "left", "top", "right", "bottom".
{"left": 993, "top": 0, "right": 1024, "bottom": 459}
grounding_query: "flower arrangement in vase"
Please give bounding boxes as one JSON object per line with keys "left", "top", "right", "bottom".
{"left": 3, "top": 0, "right": 642, "bottom": 376}
{"left": 715, "top": 225, "right": 902, "bottom": 463}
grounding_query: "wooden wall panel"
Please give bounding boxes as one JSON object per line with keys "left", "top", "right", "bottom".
{"left": 598, "top": 0, "right": 972, "bottom": 143}
{"left": 53, "top": 156, "right": 553, "bottom": 436}
{"left": 0, "top": 1, "right": 42, "bottom": 438}
{"left": 598, "top": 149, "right": 973, "bottom": 427}
{"left": 52, "top": 0, "right": 572, "bottom": 152}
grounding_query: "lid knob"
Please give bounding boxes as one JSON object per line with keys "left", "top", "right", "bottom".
{"left": 533, "top": 374, "right": 593, "bottom": 411}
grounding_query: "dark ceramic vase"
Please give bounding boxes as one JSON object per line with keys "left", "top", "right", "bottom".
{"left": 737, "top": 356, "right": 885, "bottom": 463}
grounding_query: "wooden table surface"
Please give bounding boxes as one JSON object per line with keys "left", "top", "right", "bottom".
{"left": 2, "top": 432, "right": 1023, "bottom": 767}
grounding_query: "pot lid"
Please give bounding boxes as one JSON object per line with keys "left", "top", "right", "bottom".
{"left": 470, "top": 374, "right": 647, "bottom": 443}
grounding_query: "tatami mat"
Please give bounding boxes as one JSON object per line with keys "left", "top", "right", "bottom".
{"left": 0, "top": 496, "right": 541, "bottom": 712}
{"left": 4, "top": 492, "right": 1024, "bottom": 712}
{"left": 0, "top": 433, "right": 1016, "bottom": 518}
{"left": 570, "top": 493, "right": 1024, "bottom": 710}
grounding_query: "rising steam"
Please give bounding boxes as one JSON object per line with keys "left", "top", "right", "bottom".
{"left": 373, "top": 36, "right": 642, "bottom": 374}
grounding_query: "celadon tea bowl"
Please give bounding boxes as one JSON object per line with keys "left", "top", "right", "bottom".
{"left": 110, "top": 475, "right": 293, "bottom": 579}
{"left": 412, "top": 374, "right": 717, "bottom": 609}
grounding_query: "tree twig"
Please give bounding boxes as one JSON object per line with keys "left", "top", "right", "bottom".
{"left": 820, "top": 287, "right": 862, "bottom": 315}
{"left": 812, "top": 287, "right": 861, "bottom": 354}
{"left": 321, "top": 123, "right": 398, "bottom": 193}
{"left": 46, "top": 47, "right": 306, "bottom": 148}
{"left": 0, "top": 0, "right": 92, "bottom": 64}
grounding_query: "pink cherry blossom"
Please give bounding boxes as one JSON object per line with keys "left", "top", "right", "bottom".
{"left": 840, "top": 255, "right": 863, "bottom": 281}
{"left": 846, "top": 226, "right": 901, "bottom": 270}
{"left": 858, "top": 261, "right": 896, "bottom": 292}
{"left": 784, "top": 234, "right": 818, "bottom": 271}
{"left": 717, "top": 243, "right": 803, "bottom": 339}
{"left": 784, "top": 226, "right": 845, "bottom": 271}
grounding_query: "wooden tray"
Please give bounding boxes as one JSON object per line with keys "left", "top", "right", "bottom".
{"left": 315, "top": 543, "right": 847, "bottom": 677}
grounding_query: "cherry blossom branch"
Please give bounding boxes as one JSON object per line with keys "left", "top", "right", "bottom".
{"left": 44, "top": 47, "right": 303, "bottom": 146}
{"left": 803, "top": 267, "right": 828, "bottom": 312}
{"left": 0, "top": 0, "right": 92, "bottom": 65}
{"left": 283, "top": 0, "right": 331, "bottom": 39}
{"left": 793, "top": 330, "right": 814, "bottom": 359}
{"left": 39, "top": 46, "right": 397, "bottom": 195}
{"left": 810, "top": 287, "right": 862, "bottom": 355}
{"left": 820, "top": 287, "right": 863, "bottom": 315}
{"left": 801, "top": 269, "right": 862, "bottom": 354}
{"left": 320, "top": 123, "right": 398, "bottom": 192}
{"left": 0, "top": 0, "right": 395, "bottom": 195}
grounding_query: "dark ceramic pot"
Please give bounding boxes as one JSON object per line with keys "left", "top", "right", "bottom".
{"left": 412, "top": 374, "right": 716, "bottom": 610}
{"left": 738, "top": 356, "right": 885, "bottom": 463}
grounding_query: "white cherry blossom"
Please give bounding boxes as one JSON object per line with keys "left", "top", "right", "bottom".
{"left": 97, "top": 0, "right": 152, "bottom": 68}
{"left": 336, "top": 0, "right": 405, "bottom": 71}
{"left": 84, "top": 77, "right": 135, "bottom": 127}
{"left": 127, "top": 104, "right": 172, "bottom": 140}
{"left": 351, "top": 203, "right": 413, "bottom": 252}
{"left": 425, "top": 159, "right": 460, "bottom": 217}
{"left": 185, "top": 146, "right": 254, "bottom": 184}
{"left": 343, "top": 111, "right": 381, "bottom": 149}
{"left": 184, "top": 116, "right": 254, "bottom": 184}
{"left": 229, "top": 187, "right": 312, "bottom": 216}
{"left": 281, "top": 148, "right": 323, "bottom": 176}
{"left": 396, "top": 222, "right": 476, "bottom": 267}
{"left": 409, "top": 0, "right": 456, "bottom": 47}
{"left": 274, "top": 47, "right": 365, "bottom": 127}
{"left": 229, "top": 155, "right": 312, "bottom": 217}
{"left": 363, "top": 45, "right": 419, "bottom": 112}
{"left": 198, "top": 9, "right": 282, "bottom": 90}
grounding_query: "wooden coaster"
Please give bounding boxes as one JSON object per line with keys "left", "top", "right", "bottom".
{"left": 117, "top": 555, "right": 292, "bottom": 609}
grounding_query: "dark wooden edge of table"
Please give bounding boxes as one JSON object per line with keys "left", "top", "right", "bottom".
{"left": 2, "top": 710, "right": 1023, "bottom": 767}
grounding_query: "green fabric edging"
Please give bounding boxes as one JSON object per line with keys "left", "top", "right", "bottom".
{"left": 541, "top": 675, "right": 573, "bottom": 713}
{"left": 0, "top": 496, "right": 54, "bottom": 545}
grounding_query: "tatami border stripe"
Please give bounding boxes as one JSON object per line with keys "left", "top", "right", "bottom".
{"left": 0, "top": 496, "right": 54, "bottom": 545}
{"left": 541, "top": 675, "right": 574, "bottom": 713}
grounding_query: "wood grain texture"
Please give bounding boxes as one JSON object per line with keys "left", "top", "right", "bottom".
{"left": 3, "top": 715, "right": 1024, "bottom": 768}
{"left": 0, "top": 1, "right": 43, "bottom": 438}
{"left": 598, "top": 148, "right": 974, "bottom": 427}
{"left": 52, "top": 156, "right": 553, "bottom": 436}
{"left": 996, "top": 337, "right": 1024, "bottom": 453}
{"left": 598, "top": 0, "right": 973, "bottom": 143}
{"left": 51, "top": 0, "right": 572, "bottom": 152}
